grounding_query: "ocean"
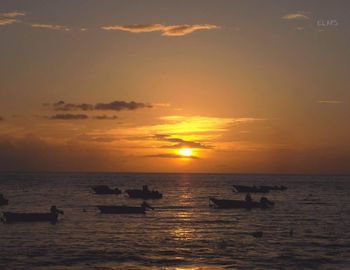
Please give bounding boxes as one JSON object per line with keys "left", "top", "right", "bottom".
{"left": 0, "top": 173, "right": 349, "bottom": 270}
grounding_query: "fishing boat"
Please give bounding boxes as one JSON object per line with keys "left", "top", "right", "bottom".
{"left": 232, "top": 184, "right": 287, "bottom": 193}
{"left": 97, "top": 205, "right": 146, "bottom": 214}
{"left": 97, "top": 202, "right": 154, "bottom": 214}
{"left": 1, "top": 206, "right": 64, "bottom": 223}
{"left": 125, "top": 185, "right": 162, "bottom": 200}
{"left": 209, "top": 197, "right": 274, "bottom": 209}
{"left": 91, "top": 185, "right": 122, "bottom": 195}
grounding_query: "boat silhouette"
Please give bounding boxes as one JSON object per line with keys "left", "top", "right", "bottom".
{"left": 97, "top": 202, "right": 154, "bottom": 214}
{"left": 91, "top": 185, "right": 122, "bottom": 195}
{"left": 209, "top": 197, "right": 274, "bottom": 209}
{"left": 232, "top": 184, "right": 287, "bottom": 193}
{"left": 1, "top": 206, "right": 64, "bottom": 223}
{"left": 125, "top": 185, "right": 162, "bottom": 200}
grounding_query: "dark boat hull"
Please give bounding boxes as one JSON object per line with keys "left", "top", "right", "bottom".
{"left": 125, "top": 189, "right": 162, "bottom": 200}
{"left": 0, "top": 199, "right": 8, "bottom": 206}
{"left": 97, "top": 205, "right": 146, "bottom": 214}
{"left": 91, "top": 185, "right": 121, "bottom": 195}
{"left": 2, "top": 212, "right": 58, "bottom": 223}
{"left": 209, "top": 198, "right": 273, "bottom": 209}
{"left": 233, "top": 184, "right": 287, "bottom": 193}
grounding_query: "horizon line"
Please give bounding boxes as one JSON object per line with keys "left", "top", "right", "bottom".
{"left": 0, "top": 171, "right": 349, "bottom": 176}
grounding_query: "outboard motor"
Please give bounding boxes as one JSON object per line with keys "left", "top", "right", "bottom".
{"left": 50, "top": 206, "right": 64, "bottom": 215}
{"left": 141, "top": 201, "right": 154, "bottom": 210}
{"left": 260, "top": 197, "right": 274, "bottom": 208}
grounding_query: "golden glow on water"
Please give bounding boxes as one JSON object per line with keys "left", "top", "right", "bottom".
{"left": 171, "top": 227, "right": 196, "bottom": 241}
{"left": 165, "top": 267, "right": 224, "bottom": 270}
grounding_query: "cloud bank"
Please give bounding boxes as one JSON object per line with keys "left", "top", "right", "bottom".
{"left": 0, "top": 134, "right": 124, "bottom": 171}
{"left": 93, "top": 115, "right": 118, "bottom": 120}
{"left": 154, "top": 134, "right": 212, "bottom": 149}
{"left": 48, "top": 114, "right": 89, "bottom": 120}
{"left": 46, "top": 113, "right": 119, "bottom": 120}
{"left": 46, "top": 100, "right": 152, "bottom": 111}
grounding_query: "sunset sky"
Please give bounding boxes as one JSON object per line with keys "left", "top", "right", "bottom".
{"left": 0, "top": 0, "right": 349, "bottom": 173}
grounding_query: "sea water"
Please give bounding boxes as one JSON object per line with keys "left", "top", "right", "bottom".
{"left": 0, "top": 173, "right": 349, "bottom": 269}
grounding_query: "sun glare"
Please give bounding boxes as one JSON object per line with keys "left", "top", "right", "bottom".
{"left": 178, "top": 148, "right": 193, "bottom": 157}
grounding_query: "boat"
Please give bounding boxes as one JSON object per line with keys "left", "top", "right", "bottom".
{"left": 0, "top": 194, "right": 8, "bottom": 206}
{"left": 1, "top": 206, "right": 64, "bottom": 223}
{"left": 91, "top": 185, "right": 122, "bottom": 195}
{"left": 97, "top": 205, "right": 146, "bottom": 214}
{"left": 209, "top": 197, "right": 274, "bottom": 209}
{"left": 97, "top": 202, "right": 154, "bottom": 214}
{"left": 232, "top": 184, "right": 287, "bottom": 193}
{"left": 232, "top": 185, "right": 270, "bottom": 193}
{"left": 125, "top": 185, "right": 162, "bottom": 200}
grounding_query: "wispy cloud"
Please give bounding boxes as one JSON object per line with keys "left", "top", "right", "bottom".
{"left": 78, "top": 134, "right": 119, "bottom": 143}
{"left": 232, "top": 117, "right": 267, "bottom": 123}
{"left": 31, "top": 23, "right": 70, "bottom": 31}
{"left": 155, "top": 115, "right": 234, "bottom": 134}
{"left": 0, "top": 11, "right": 25, "bottom": 18}
{"left": 101, "top": 24, "right": 220, "bottom": 36}
{"left": 45, "top": 100, "right": 152, "bottom": 111}
{"left": 0, "top": 18, "right": 18, "bottom": 26}
{"left": 282, "top": 12, "right": 311, "bottom": 20}
{"left": 317, "top": 100, "right": 343, "bottom": 104}
{"left": 0, "top": 11, "right": 25, "bottom": 26}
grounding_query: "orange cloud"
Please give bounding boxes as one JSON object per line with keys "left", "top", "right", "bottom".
{"left": 282, "top": 12, "right": 310, "bottom": 20}
{"left": 31, "top": 23, "right": 70, "bottom": 31}
{"left": 101, "top": 24, "right": 220, "bottom": 36}
{"left": 0, "top": 18, "right": 17, "bottom": 26}
{"left": 0, "top": 11, "right": 25, "bottom": 18}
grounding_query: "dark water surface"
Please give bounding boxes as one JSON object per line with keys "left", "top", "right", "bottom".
{"left": 0, "top": 173, "right": 349, "bottom": 269}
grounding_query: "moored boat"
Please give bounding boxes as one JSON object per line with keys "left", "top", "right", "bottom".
{"left": 125, "top": 185, "right": 162, "bottom": 200}
{"left": 209, "top": 197, "right": 274, "bottom": 209}
{"left": 97, "top": 202, "right": 154, "bottom": 214}
{"left": 232, "top": 184, "right": 287, "bottom": 193}
{"left": 91, "top": 185, "right": 122, "bottom": 195}
{"left": 1, "top": 206, "right": 64, "bottom": 223}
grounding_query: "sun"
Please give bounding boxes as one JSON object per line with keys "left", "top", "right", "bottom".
{"left": 178, "top": 148, "right": 193, "bottom": 157}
